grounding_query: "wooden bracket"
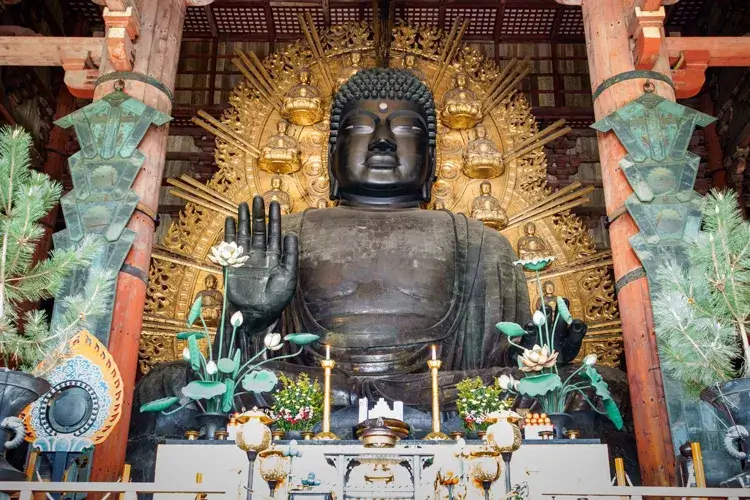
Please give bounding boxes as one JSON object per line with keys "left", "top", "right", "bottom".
{"left": 59, "top": 47, "right": 98, "bottom": 99}
{"left": 103, "top": 7, "right": 140, "bottom": 71}
{"left": 671, "top": 50, "right": 710, "bottom": 99}
{"left": 633, "top": 6, "right": 666, "bottom": 70}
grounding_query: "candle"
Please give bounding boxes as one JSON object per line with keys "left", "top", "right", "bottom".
{"left": 325, "top": 344, "right": 330, "bottom": 360}
{"left": 431, "top": 345, "right": 437, "bottom": 361}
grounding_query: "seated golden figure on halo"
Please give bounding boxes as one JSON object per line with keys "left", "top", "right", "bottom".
{"left": 439, "top": 72, "right": 482, "bottom": 130}
{"left": 282, "top": 68, "right": 325, "bottom": 126}
{"left": 336, "top": 52, "right": 363, "bottom": 90}
{"left": 194, "top": 275, "right": 223, "bottom": 326}
{"left": 516, "top": 221, "right": 550, "bottom": 261}
{"left": 258, "top": 120, "right": 302, "bottom": 174}
{"left": 462, "top": 124, "right": 504, "bottom": 179}
{"left": 402, "top": 53, "right": 425, "bottom": 82}
{"left": 262, "top": 175, "right": 293, "bottom": 214}
{"left": 469, "top": 181, "right": 508, "bottom": 230}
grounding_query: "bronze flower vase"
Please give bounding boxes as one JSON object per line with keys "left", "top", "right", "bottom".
{"left": 196, "top": 413, "right": 229, "bottom": 440}
{"left": 0, "top": 369, "right": 51, "bottom": 480}
{"left": 547, "top": 413, "right": 573, "bottom": 439}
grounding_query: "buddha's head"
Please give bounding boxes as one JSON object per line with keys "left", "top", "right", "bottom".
{"left": 329, "top": 69, "right": 437, "bottom": 206}
{"left": 298, "top": 68, "right": 312, "bottom": 85}
{"left": 479, "top": 181, "right": 492, "bottom": 195}
{"left": 350, "top": 52, "right": 362, "bottom": 66}
{"left": 277, "top": 120, "right": 289, "bottom": 135}
{"left": 524, "top": 221, "right": 537, "bottom": 236}
{"left": 204, "top": 274, "right": 217, "bottom": 290}
{"left": 404, "top": 53, "right": 416, "bottom": 68}
{"left": 542, "top": 280, "right": 555, "bottom": 296}
{"left": 454, "top": 73, "right": 467, "bottom": 89}
{"left": 475, "top": 125, "right": 487, "bottom": 139}
{"left": 271, "top": 175, "right": 282, "bottom": 189}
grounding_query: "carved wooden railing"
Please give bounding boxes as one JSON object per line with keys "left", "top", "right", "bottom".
{"left": 0, "top": 482, "right": 225, "bottom": 500}
{"left": 542, "top": 486, "right": 748, "bottom": 499}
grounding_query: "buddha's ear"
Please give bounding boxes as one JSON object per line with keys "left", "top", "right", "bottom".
{"left": 421, "top": 143, "right": 437, "bottom": 202}
{"left": 328, "top": 142, "right": 340, "bottom": 200}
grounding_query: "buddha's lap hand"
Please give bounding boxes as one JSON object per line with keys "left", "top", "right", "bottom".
{"left": 224, "top": 196, "right": 298, "bottom": 332}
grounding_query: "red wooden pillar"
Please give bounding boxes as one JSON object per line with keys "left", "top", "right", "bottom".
{"left": 581, "top": 0, "right": 677, "bottom": 486}
{"left": 89, "top": 0, "right": 187, "bottom": 483}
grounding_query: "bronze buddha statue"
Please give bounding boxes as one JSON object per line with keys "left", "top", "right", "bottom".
{"left": 221, "top": 69, "right": 529, "bottom": 407}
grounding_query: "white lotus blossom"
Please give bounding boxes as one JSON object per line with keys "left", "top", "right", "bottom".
{"left": 206, "top": 360, "right": 218, "bottom": 375}
{"left": 209, "top": 241, "right": 250, "bottom": 268}
{"left": 182, "top": 347, "right": 191, "bottom": 361}
{"left": 231, "top": 311, "right": 244, "bottom": 327}
{"left": 583, "top": 354, "right": 597, "bottom": 366}
{"left": 519, "top": 344, "right": 559, "bottom": 372}
{"left": 498, "top": 374, "right": 515, "bottom": 391}
{"left": 264, "top": 333, "right": 283, "bottom": 351}
{"left": 532, "top": 310, "right": 546, "bottom": 327}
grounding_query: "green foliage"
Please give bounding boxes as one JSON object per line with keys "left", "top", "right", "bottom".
{"left": 241, "top": 369, "right": 278, "bottom": 393}
{"left": 0, "top": 126, "right": 109, "bottom": 374}
{"left": 495, "top": 322, "right": 526, "bottom": 337}
{"left": 140, "top": 397, "right": 180, "bottom": 413}
{"left": 456, "top": 377, "right": 511, "bottom": 432}
{"left": 182, "top": 380, "right": 227, "bottom": 399}
{"left": 283, "top": 333, "right": 320, "bottom": 345}
{"left": 270, "top": 373, "right": 324, "bottom": 432}
{"left": 653, "top": 190, "right": 750, "bottom": 391}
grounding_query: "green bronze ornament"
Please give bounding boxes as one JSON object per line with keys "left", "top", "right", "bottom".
{"left": 51, "top": 88, "right": 171, "bottom": 345}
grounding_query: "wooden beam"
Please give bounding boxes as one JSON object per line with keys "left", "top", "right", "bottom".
{"left": 0, "top": 36, "right": 103, "bottom": 67}
{"left": 665, "top": 37, "right": 750, "bottom": 67}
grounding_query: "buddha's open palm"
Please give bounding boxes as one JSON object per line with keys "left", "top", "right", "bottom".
{"left": 224, "top": 196, "right": 298, "bottom": 332}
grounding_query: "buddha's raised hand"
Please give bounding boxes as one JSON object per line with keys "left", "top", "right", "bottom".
{"left": 223, "top": 196, "right": 298, "bottom": 332}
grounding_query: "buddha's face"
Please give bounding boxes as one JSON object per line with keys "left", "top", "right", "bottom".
{"left": 543, "top": 281, "right": 555, "bottom": 295}
{"left": 404, "top": 54, "right": 415, "bottom": 68}
{"left": 330, "top": 98, "right": 433, "bottom": 203}
{"left": 476, "top": 126, "right": 486, "bottom": 139}
{"left": 271, "top": 176, "right": 282, "bottom": 189}
{"left": 351, "top": 52, "right": 361, "bottom": 65}
{"left": 277, "top": 120, "right": 288, "bottom": 134}
{"left": 299, "top": 70, "right": 311, "bottom": 84}
{"left": 525, "top": 222, "right": 536, "bottom": 236}
{"left": 480, "top": 181, "right": 491, "bottom": 195}
{"left": 455, "top": 74, "right": 467, "bottom": 88}
{"left": 205, "top": 275, "right": 217, "bottom": 290}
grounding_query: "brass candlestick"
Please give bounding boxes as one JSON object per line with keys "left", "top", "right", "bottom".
{"left": 424, "top": 358, "right": 449, "bottom": 440}
{"left": 313, "top": 358, "right": 339, "bottom": 440}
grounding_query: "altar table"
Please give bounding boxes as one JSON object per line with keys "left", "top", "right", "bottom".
{"left": 153, "top": 439, "right": 611, "bottom": 500}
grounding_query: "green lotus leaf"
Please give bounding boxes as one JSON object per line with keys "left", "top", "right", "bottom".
{"left": 187, "top": 334, "right": 202, "bottom": 372}
{"left": 517, "top": 373, "right": 562, "bottom": 397}
{"left": 140, "top": 397, "right": 180, "bottom": 413}
{"left": 556, "top": 296, "right": 573, "bottom": 325}
{"left": 284, "top": 333, "right": 320, "bottom": 346}
{"left": 232, "top": 349, "right": 241, "bottom": 378}
{"left": 603, "top": 398, "right": 624, "bottom": 430}
{"left": 187, "top": 296, "right": 203, "bottom": 326}
{"left": 582, "top": 366, "right": 611, "bottom": 398}
{"left": 176, "top": 331, "right": 207, "bottom": 340}
{"left": 182, "top": 380, "right": 227, "bottom": 400}
{"left": 217, "top": 357, "right": 236, "bottom": 374}
{"left": 222, "top": 379, "right": 236, "bottom": 413}
{"left": 241, "top": 369, "right": 278, "bottom": 393}
{"left": 495, "top": 322, "right": 527, "bottom": 338}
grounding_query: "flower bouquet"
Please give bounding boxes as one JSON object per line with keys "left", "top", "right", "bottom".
{"left": 140, "top": 241, "right": 318, "bottom": 425}
{"left": 456, "top": 377, "right": 511, "bottom": 433}
{"left": 495, "top": 256, "right": 623, "bottom": 430}
{"left": 270, "top": 373, "right": 324, "bottom": 433}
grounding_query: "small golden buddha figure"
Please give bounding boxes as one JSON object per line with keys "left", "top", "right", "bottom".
{"left": 336, "top": 52, "right": 363, "bottom": 90}
{"left": 517, "top": 221, "right": 549, "bottom": 261}
{"left": 469, "top": 181, "right": 508, "bottom": 230}
{"left": 402, "top": 53, "right": 425, "bottom": 82}
{"left": 195, "top": 275, "right": 223, "bottom": 326}
{"left": 462, "top": 125, "right": 504, "bottom": 179}
{"left": 315, "top": 198, "right": 329, "bottom": 209}
{"left": 282, "top": 68, "right": 325, "bottom": 126}
{"left": 536, "top": 280, "right": 558, "bottom": 313}
{"left": 433, "top": 199, "right": 446, "bottom": 211}
{"left": 262, "top": 175, "right": 293, "bottom": 214}
{"left": 439, "top": 72, "right": 482, "bottom": 130}
{"left": 258, "top": 120, "right": 302, "bottom": 174}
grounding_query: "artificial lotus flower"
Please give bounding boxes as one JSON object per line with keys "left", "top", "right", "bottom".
{"left": 230, "top": 311, "right": 244, "bottom": 327}
{"left": 532, "top": 310, "right": 546, "bottom": 327}
{"left": 208, "top": 241, "right": 250, "bottom": 268}
{"left": 497, "top": 374, "right": 515, "bottom": 391}
{"left": 182, "top": 347, "right": 191, "bottom": 361}
{"left": 583, "top": 353, "right": 597, "bottom": 366}
{"left": 264, "top": 333, "right": 283, "bottom": 351}
{"left": 206, "top": 360, "right": 218, "bottom": 375}
{"left": 513, "top": 256, "right": 556, "bottom": 272}
{"left": 519, "top": 344, "right": 559, "bottom": 372}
